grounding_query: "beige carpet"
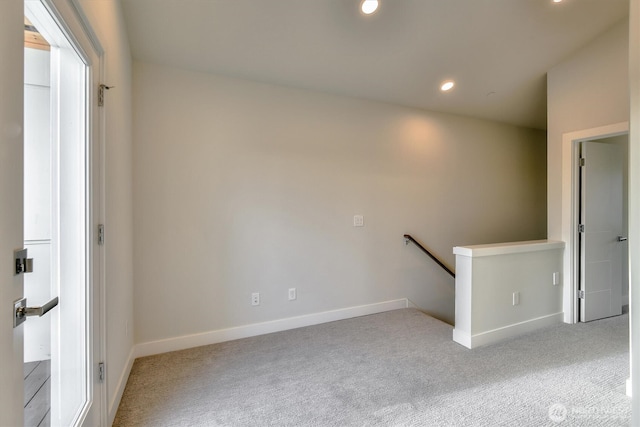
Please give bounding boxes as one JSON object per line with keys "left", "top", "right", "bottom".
{"left": 114, "top": 308, "right": 630, "bottom": 426}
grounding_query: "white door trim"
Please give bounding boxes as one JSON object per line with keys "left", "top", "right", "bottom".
{"left": 561, "top": 121, "right": 628, "bottom": 323}
{"left": 61, "top": 1, "right": 107, "bottom": 423}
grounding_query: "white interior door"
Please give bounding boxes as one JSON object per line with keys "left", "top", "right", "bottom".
{"left": 579, "top": 140, "right": 624, "bottom": 322}
{"left": 0, "top": 1, "right": 27, "bottom": 425}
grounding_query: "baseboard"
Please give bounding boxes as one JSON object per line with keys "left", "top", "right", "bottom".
{"left": 108, "top": 346, "right": 135, "bottom": 426}
{"left": 406, "top": 298, "right": 419, "bottom": 309}
{"left": 453, "top": 312, "right": 564, "bottom": 349}
{"left": 134, "top": 299, "right": 409, "bottom": 358}
{"left": 452, "top": 328, "right": 472, "bottom": 348}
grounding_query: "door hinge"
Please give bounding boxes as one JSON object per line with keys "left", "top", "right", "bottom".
{"left": 578, "top": 224, "right": 585, "bottom": 233}
{"left": 98, "top": 84, "right": 113, "bottom": 107}
{"left": 98, "top": 224, "right": 105, "bottom": 246}
{"left": 579, "top": 157, "right": 585, "bottom": 167}
{"left": 578, "top": 290, "right": 585, "bottom": 299}
{"left": 98, "top": 362, "right": 105, "bottom": 382}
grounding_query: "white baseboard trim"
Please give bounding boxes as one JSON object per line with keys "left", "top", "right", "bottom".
{"left": 452, "top": 312, "right": 564, "bottom": 349}
{"left": 134, "top": 298, "right": 409, "bottom": 358}
{"left": 108, "top": 346, "right": 136, "bottom": 426}
{"left": 406, "top": 298, "right": 419, "bottom": 309}
{"left": 452, "top": 328, "right": 472, "bottom": 348}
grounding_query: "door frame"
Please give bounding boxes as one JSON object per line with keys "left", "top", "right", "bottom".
{"left": 561, "top": 122, "right": 629, "bottom": 324}
{"left": 55, "top": 0, "right": 106, "bottom": 424}
{"left": 24, "top": 0, "right": 106, "bottom": 425}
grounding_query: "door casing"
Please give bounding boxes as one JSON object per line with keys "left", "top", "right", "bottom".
{"left": 561, "top": 122, "right": 629, "bottom": 324}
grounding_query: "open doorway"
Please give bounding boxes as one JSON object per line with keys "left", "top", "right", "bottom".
{"left": 23, "top": 18, "right": 54, "bottom": 426}
{"left": 23, "top": 1, "right": 104, "bottom": 425}
{"left": 560, "top": 122, "right": 629, "bottom": 324}
{"left": 562, "top": 127, "right": 629, "bottom": 323}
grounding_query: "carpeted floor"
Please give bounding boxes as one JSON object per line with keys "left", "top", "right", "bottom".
{"left": 113, "top": 308, "right": 630, "bottom": 426}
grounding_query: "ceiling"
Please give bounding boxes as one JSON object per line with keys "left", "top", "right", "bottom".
{"left": 120, "top": 0, "right": 629, "bottom": 130}
{"left": 24, "top": 17, "right": 50, "bottom": 51}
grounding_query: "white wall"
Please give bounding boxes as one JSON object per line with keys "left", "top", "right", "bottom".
{"left": 75, "top": 0, "right": 134, "bottom": 422}
{"left": 548, "top": 19, "right": 629, "bottom": 238}
{"left": 133, "top": 61, "right": 546, "bottom": 347}
{"left": 547, "top": 19, "right": 629, "bottom": 321}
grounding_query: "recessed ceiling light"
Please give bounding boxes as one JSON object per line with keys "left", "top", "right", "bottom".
{"left": 361, "top": 0, "right": 379, "bottom": 15}
{"left": 552, "top": 0, "right": 563, "bottom": 3}
{"left": 440, "top": 80, "right": 455, "bottom": 92}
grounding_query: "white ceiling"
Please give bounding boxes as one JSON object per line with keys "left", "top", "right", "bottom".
{"left": 121, "top": 0, "right": 629, "bottom": 130}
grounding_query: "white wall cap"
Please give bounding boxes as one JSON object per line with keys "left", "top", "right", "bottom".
{"left": 453, "top": 239, "right": 565, "bottom": 257}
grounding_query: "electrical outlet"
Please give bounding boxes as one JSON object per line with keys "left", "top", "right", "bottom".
{"left": 353, "top": 215, "right": 364, "bottom": 227}
{"left": 513, "top": 292, "right": 520, "bottom": 306}
{"left": 125, "top": 320, "right": 129, "bottom": 338}
{"left": 251, "top": 292, "right": 260, "bottom": 306}
{"left": 288, "top": 288, "right": 297, "bottom": 301}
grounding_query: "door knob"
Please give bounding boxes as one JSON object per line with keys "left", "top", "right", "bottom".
{"left": 13, "top": 297, "right": 59, "bottom": 328}
{"left": 617, "top": 236, "right": 628, "bottom": 242}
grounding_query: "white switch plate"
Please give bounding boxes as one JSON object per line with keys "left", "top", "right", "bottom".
{"left": 553, "top": 272, "right": 560, "bottom": 286}
{"left": 288, "top": 288, "right": 296, "bottom": 301}
{"left": 512, "top": 292, "right": 520, "bottom": 306}
{"left": 353, "top": 215, "right": 364, "bottom": 227}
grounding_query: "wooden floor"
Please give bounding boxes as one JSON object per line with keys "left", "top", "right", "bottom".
{"left": 24, "top": 360, "right": 50, "bottom": 427}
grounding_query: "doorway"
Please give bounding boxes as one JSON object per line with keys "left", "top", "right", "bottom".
{"left": 23, "top": 0, "right": 104, "bottom": 425}
{"left": 560, "top": 122, "right": 629, "bottom": 324}
{"left": 577, "top": 135, "right": 628, "bottom": 322}
{"left": 23, "top": 30, "right": 54, "bottom": 426}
